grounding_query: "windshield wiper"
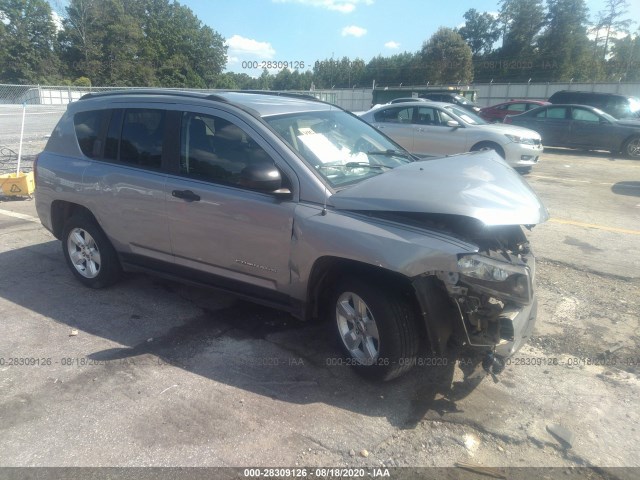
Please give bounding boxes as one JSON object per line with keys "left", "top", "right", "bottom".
{"left": 366, "top": 149, "right": 415, "bottom": 160}
{"left": 317, "top": 162, "right": 392, "bottom": 171}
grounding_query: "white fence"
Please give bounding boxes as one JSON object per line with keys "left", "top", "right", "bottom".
{"left": 2, "top": 82, "right": 640, "bottom": 110}
{"left": 477, "top": 82, "right": 640, "bottom": 107}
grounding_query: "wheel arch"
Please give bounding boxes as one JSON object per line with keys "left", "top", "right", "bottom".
{"left": 470, "top": 141, "right": 506, "bottom": 159}
{"left": 305, "top": 256, "right": 428, "bottom": 342}
{"left": 51, "top": 201, "right": 98, "bottom": 240}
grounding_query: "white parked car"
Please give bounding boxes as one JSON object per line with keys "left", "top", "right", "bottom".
{"left": 358, "top": 101, "right": 543, "bottom": 172}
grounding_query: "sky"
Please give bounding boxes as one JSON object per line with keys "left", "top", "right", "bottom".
{"left": 175, "top": 0, "right": 640, "bottom": 77}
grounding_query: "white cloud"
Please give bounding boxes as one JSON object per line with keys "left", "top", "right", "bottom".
{"left": 225, "top": 35, "right": 276, "bottom": 59}
{"left": 341, "top": 25, "right": 367, "bottom": 37}
{"left": 273, "top": 0, "right": 373, "bottom": 14}
{"left": 384, "top": 41, "right": 400, "bottom": 49}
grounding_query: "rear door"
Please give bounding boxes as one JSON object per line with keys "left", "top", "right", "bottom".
{"left": 530, "top": 106, "right": 571, "bottom": 146}
{"left": 164, "top": 109, "right": 297, "bottom": 299}
{"left": 81, "top": 107, "right": 172, "bottom": 262}
{"left": 370, "top": 106, "right": 414, "bottom": 151}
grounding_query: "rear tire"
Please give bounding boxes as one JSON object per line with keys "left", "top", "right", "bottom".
{"left": 330, "top": 277, "right": 420, "bottom": 381}
{"left": 62, "top": 215, "right": 121, "bottom": 288}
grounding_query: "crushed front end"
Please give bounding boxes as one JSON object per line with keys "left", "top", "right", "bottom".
{"left": 412, "top": 221, "right": 538, "bottom": 372}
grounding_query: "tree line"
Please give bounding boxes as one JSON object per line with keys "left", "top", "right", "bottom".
{"left": 0, "top": 0, "right": 638, "bottom": 90}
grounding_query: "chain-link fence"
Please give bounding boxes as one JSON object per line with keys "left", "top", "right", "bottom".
{"left": 0, "top": 104, "right": 67, "bottom": 174}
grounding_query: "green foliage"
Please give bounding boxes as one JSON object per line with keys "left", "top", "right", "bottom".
{"left": 73, "top": 76, "right": 91, "bottom": 86}
{"left": 420, "top": 27, "right": 473, "bottom": 84}
{"left": 536, "top": 0, "right": 591, "bottom": 80}
{"left": 458, "top": 9, "right": 501, "bottom": 57}
{"left": 608, "top": 30, "right": 640, "bottom": 81}
{"left": 0, "top": 0, "right": 59, "bottom": 83}
{"left": 55, "top": 0, "right": 226, "bottom": 87}
{"left": 498, "top": 0, "right": 545, "bottom": 61}
{"left": 312, "top": 57, "right": 366, "bottom": 88}
{"left": 1, "top": 0, "right": 637, "bottom": 87}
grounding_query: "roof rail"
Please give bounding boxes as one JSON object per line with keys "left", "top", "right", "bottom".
{"left": 77, "top": 89, "right": 325, "bottom": 104}
{"left": 79, "top": 89, "right": 228, "bottom": 102}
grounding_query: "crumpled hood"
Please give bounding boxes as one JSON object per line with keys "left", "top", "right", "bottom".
{"left": 331, "top": 151, "right": 549, "bottom": 226}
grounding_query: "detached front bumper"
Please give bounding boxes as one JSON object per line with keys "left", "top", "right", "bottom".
{"left": 412, "top": 253, "right": 538, "bottom": 360}
{"left": 493, "top": 297, "right": 538, "bottom": 357}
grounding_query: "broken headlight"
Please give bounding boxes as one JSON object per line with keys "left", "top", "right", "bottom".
{"left": 457, "top": 254, "right": 532, "bottom": 304}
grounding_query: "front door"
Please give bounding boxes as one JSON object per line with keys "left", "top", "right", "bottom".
{"left": 165, "top": 110, "right": 296, "bottom": 299}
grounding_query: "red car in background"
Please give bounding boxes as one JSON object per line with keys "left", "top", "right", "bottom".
{"left": 479, "top": 100, "right": 550, "bottom": 123}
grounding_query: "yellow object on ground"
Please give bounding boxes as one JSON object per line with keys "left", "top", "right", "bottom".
{"left": 0, "top": 171, "right": 35, "bottom": 196}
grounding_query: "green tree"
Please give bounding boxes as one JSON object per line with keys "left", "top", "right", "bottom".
{"left": 58, "top": 0, "right": 226, "bottom": 87}
{"left": 498, "top": 0, "right": 545, "bottom": 60}
{"left": 0, "top": 0, "right": 60, "bottom": 83}
{"left": 458, "top": 9, "right": 501, "bottom": 57}
{"left": 597, "top": 0, "right": 634, "bottom": 61}
{"left": 537, "top": 0, "right": 591, "bottom": 80}
{"left": 420, "top": 27, "right": 473, "bottom": 84}
{"left": 362, "top": 53, "right": 425, "bottom": 87}
{"left": 608, "top": 29, "right": 640, "bottom": 80}
{"left": 57, "top": 0, "right": 104, "bottom": 83}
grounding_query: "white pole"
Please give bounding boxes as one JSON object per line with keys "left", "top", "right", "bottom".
{"left": 16, "top": 103, "right": 26, "bottom": 175}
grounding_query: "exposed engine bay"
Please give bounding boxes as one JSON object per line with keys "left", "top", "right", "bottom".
{"left": 370, "top": 211, "right": 538, "bottom": 375}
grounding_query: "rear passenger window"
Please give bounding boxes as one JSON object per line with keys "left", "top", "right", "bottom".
{"left": 119, "top": 109, "right": 165, "bottom": 169}
{"left": 73, "top": 110, "right": 105, "bottom": 158}
{"left": 546, "top": 107, "right": 567, "bottom": 119}
{"left": 508, "top": 103, "right": 527, "bottom": 112}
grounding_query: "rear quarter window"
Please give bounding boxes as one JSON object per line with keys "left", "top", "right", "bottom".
{"left": 73, "top": 110, "right": 107, "bottom": 158}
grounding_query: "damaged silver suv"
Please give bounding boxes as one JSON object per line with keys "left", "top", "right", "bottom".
{"left": 35, "top": 90, "right": 548, "bottom": 381}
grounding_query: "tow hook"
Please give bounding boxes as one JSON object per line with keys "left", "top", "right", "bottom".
{"left": 482, "top": 352, "right": 506, "bottom": 382}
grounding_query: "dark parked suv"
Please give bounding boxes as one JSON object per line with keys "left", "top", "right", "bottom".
{"left": 35, "top": 90, "right": 547, "bottom": 381}
{"left": 548, "top": 90, "right": 640, "bottom": 119}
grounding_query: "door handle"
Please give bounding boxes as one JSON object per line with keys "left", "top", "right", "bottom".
{"left": 172, "top": 190, "right": 200, "bottom": 202}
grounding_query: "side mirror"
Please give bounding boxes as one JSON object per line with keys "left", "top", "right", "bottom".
{"left": 446, "top": 120, "right": 461, "bottom": 128}
{"left": 240, "top": 163, "right": 283, "bottom": 192}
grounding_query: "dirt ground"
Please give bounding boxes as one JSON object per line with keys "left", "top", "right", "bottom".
{"left": 1, "top": 143, "right": 639, "bottom": 479}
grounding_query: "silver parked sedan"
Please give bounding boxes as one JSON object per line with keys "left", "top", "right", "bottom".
{"left": 359, "top": 101, "right": 543, "bottom": 172}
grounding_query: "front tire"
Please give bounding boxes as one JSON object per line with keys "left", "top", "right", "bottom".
{"left": 622, "top": 136, "right": 640, "bottom": 159}
{"left": 471, "top": 141, "right": 506, "bottom": 160}
{"left": 62, "top": 215, "right": 121, "bottom": 288}
{"left": 330, "top": 277, "right": 420, "bottom": 381}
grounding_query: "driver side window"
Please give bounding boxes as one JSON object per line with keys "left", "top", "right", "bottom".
{"left": 180, "top": 112, "right": 283, "bottom": 190}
